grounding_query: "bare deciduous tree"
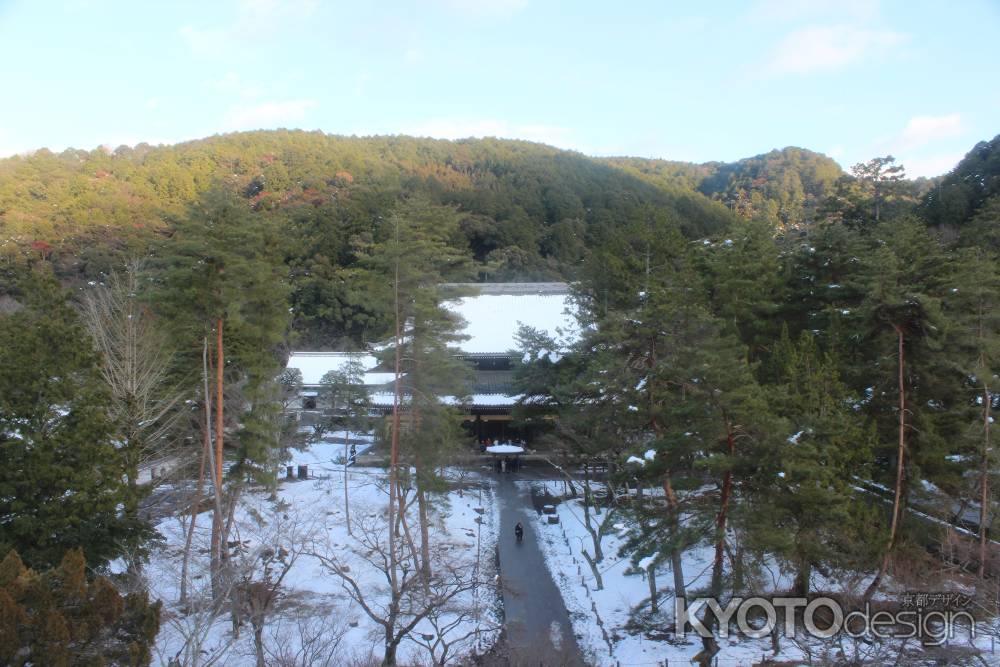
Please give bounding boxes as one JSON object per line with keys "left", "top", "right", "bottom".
{"left": 309, "top": 509, "right": 483, "bottom": 666}
{"left": 228, "top": 501, "right": 315, "bottom": 667}
{"left": 407, "top": 597, "right": 499, "bottom": 666}
{"left": 262, "top": 612, "right": 349, "bottom": 667}
{"left": 79, "top": 262, "right": 188, "bottom": 525}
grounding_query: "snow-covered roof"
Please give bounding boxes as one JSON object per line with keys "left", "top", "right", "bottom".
{"left": 362, "top": 372, "right": 398, "bottom": 386}
{"left": 287, "top": 284, "right": 578, "bottom": 394}
{"left": 443, "top": 283, "right": 577, "bottom": 354}
{"left": 287, "top": 352, "right": 380, "bottom": 386}
{"left": 368, "top": 392, "right": 520, "bottom": 407}
{"left": 486, "top": 444, "right": 524, "bottom": 454}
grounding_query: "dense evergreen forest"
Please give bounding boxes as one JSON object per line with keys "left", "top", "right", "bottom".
{"left": 0, "top": 131, "right": 754, "bottom": 346}
{"left": 1, "top": 130, "right": 939, "bottom": 346}
{"left": 2, "top": 129, "right": 1000, "bottom": 664}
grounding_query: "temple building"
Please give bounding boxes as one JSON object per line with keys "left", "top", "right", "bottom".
{"left": 286, "top": 282, "right": 576, "bottom": 442}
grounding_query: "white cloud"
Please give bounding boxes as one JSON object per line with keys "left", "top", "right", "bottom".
{"left": 749, "top": 0, "right": 878, "bottom": 24}
{"left": 180, "top": 0, "right": 318, "bottom": 56}
{"left": 222, "top": 100, "right": 318, "bottom": 131}
{"left": 401, "top": 118, "right": 572, "bottom": 147}
{"left": 179, "top": 25, "right": 230, "bottom": 57}
{"left": 0, "top": 129, "right": 33, "bottom": 158}
{"left": 215, "top": 72, "right": 265, "bottom": 99}
{"left": 869, "top": 114, "right": 968, "bottom": 178}
{"left": 895, "top": 113, "right": 964, "bottom": 152}
{"left": 763, "top": 24, "right": 905, "bottom": 75}
{"left": 240, "top": 0, "right": 318, "bottom": 17}
{"left": 403, "top": 48, "right": 424, "bottom": 65}
{"left": 437, "top": 0, "right": 528, "bottom": 17}
{"left": 903, "top": 152, "right": 965, "bottom": 179}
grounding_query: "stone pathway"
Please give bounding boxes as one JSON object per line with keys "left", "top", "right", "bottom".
{"left": 495, "top": 474, "right": 588, "bottom": 666}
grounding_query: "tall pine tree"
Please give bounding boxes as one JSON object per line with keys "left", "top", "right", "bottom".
{"left": 0, "top": 266, "right": 131, "bottom": 568}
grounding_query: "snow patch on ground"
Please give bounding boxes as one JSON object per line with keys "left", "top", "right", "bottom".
{"left": 143, "top": 455, "right": 499, "bottom": 666}
{"left": 520, "top": 480, "right": 773, "bottom": 665}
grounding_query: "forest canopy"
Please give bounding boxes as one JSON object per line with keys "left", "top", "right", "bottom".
{"left": 1, "top": 130, "right": 998, "bottom": 347}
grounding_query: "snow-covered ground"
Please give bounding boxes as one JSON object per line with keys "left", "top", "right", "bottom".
{"left": 525, "top": 480, "right": 771, "bottom": 666}
{"left": 524, "top": 480, "right": 1000, "bottom": 667}
{"left": 294, "top": 429, "right": 375, "bottom": 466}
{"left": 141, "top": 440, "right": 500, "bottom": 666}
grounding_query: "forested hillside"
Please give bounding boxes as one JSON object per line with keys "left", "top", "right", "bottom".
{"left": 1, "top": 130, "right": 996, "bottom": 347}
{"left": 921, "top": 133, "right": 1000, "bottom": 233}
{"left": 605, "top": 147, "right": 844, "bottom": 227}
{"left": 0, "top": 132, "right": 733, "bottom": 273}
{"left": 0, "top": 131, "right": 742, "bottom": 344}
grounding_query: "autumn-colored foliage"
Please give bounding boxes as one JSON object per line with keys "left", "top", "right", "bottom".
{"left": 0, "top": 549, "right": 161, "bottom": 666}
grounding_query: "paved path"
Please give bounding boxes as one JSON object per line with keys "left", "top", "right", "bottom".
{"left": 495, "top": 474, "right": 588, "bottom": 665}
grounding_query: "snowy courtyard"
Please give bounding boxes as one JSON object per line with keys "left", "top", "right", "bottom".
{"left": 142, "top": 441, "right": 500, "bottom": 666}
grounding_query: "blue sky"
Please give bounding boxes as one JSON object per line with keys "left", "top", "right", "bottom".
{"left": 1, "top": 0, "right": 997, "bottom": 176}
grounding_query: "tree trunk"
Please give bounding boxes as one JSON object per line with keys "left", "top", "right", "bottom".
{"left": 793, "top": 557, "right": 811, "bottom": 597}
{"left": 253, "top": 625, "right": 265, "bottom": 667}
{"left": 384, "top": 624, "right": 398, "bottom": 666}
{"left": 647, "top": 564, "right": 658, "bottom": 613}
{"left": 344, "top": 431, "right": 352, "bottom": 536}
{"left": 396, "top": 490, "right": 423, "bottom": 578}
{"left": 203, "top": 338, "right": 225, "bottom": 600}
{"left": 582, "top": 474, "right": 604, "bottom": 563}
{"left": 123, "top": 418, "right": 141, "bottom": 557}
{"left": 215, "top": 318, "right": 225, "bottom": 487}
{"left": 582, "top": 549, "right": 604, "bottom": 590}
{"left": 713, "top": 429, "right": 735, "bottom": 596}
{"left": 417, "top": 487, "right": 432, "bottom": 581}
{"left": 383, "top": 644, "right": 397, "bottom": 666}
{"left": 865, "top": 325, "right": 906, "bottom": 601}
{"left": 980, "top": 382, "right": 992, "bottom": 579}
{"left": 211, "top": 319, "right": 226, "bottom": 601}
{"left": 180, "top": 415, "right": 210, "bottom": 605}
{"left": 388, "top": 240, "right": 402, "bottom": 596}
{"left": 661, "top": 474, "right": 687, "bottom": 601}
{"left": 701, "top": 423, "right": 735, "bottom": 666}
{"left": 221, "top": 483, "right": 241, "bottom": 553}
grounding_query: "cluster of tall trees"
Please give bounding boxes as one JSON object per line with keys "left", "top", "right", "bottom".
{"left": 1, "top": 183, "right": 296, "bottom": 661}
{"left": 0, "top": 184, "right": 485, "bottom": 664}
{"left": 512, "top": 147, "right": 1000, "bottom": 660}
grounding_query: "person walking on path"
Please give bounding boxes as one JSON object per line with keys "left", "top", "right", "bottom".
{"left": 514, "top": 521, "right": 524, "bottom": 543}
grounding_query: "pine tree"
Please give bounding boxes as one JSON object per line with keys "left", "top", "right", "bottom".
{"left": 701, "top": 216, "right": 783, "bottom": 362}
{"left": 361, "top": 196, "right": 473, "bottom": 584}
{"left": 569, "top": 213, "right": 779, "bottom": 661}
{"left": 860, "top": 217, "right": 954, "bottom": 599}
{"left": 772, "top": 220, "right": 868, "bottom": 379}
{"left": 751, "top": 329, "right": 875, "bottom": 596}
{"left": 945, "top": 246, "right": 1000, "bottom": 577}
{"left": 851, "top": 156, "right": 906, "bottom": 223}
{"left": 151, "top": 183, "right": 290, "bottom": 596}
{"left": 0, "top": 266, "right": 131, "bottom": 569}
{"left": 0, "top": 548, "right": 161, "bottom": 666}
